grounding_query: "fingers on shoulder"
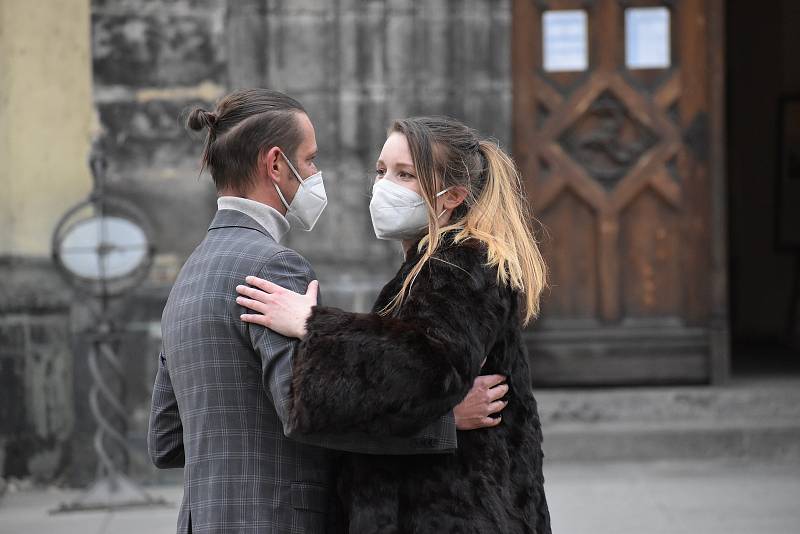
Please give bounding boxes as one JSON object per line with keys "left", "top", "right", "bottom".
{"left": 240, "top": 313, "right": 271, "bottom": 328}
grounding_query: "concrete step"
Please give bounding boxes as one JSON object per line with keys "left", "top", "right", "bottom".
{"left": 535, "top": 377, "right": 800, "bottom": 461}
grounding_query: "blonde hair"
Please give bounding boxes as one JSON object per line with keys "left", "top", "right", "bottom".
{"left": 381, "top": 117, "right": 547, "bottom": 325}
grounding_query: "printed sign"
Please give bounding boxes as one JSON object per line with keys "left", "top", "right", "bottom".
{"left": 625, "top": 7, "right": 671, "bottom": 69}
{"left": 543, "top": 10, "right": 588, "bottom": 72}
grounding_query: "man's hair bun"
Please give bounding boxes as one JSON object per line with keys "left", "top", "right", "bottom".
{"left": 187, "top": 108, "right": 218, "bottom": 131}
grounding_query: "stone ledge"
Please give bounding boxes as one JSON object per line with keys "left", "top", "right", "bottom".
{"left": 537, "top": 378, "right": 800, "bottom": 461}
{"left": 543, "top": 419, "right": 800, "bottom": 462}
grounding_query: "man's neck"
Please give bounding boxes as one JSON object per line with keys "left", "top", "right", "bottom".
{"left": 218, "top": 187, "right": 286, "bottom": 217}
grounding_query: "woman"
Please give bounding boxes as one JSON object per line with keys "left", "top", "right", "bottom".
{"left": 236, "top": 117, "right": 551, "bottom": 533}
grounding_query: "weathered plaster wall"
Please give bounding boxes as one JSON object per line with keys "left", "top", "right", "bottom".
{"left": 90, "top": 0, "right": 512, "bottom": 303}
{"left": 0, "top": 0, "right": 94, "bottom": 257}
{"left": 1, "top": 0, "right": 513, "bottom": 484}
{"left": 89, "top": 0, "right": 512, "bottom": 483}
{"left": 0, "top": 0, "right": 93, "bottom": 483}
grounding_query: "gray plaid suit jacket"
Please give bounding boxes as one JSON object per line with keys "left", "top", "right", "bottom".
{"left": 148, "top": 209, "right": 457, "bottom": 534}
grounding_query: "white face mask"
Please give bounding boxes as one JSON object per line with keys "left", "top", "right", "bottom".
{"left": 369, "top": 178, "right": 450, "bottom": 241}
{"left": 274, "top": 152, "right": 328, "bottom": 231}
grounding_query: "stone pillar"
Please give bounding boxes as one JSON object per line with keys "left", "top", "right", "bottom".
{"left": 0, "top": 0, "right": 94, "bottom": 256}
{"left": 0, "top": 0, "right": 94, "bottom": 482}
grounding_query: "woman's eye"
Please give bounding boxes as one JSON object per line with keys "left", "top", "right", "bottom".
{"left": 398, "top": 171, "right": 415, "bottom": 179}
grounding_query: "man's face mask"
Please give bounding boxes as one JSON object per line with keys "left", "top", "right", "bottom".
{"left": 273, "top": 152, "right": 328, "bottom": 231}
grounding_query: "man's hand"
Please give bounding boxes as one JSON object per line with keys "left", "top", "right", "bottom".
{"left": 454, "top": 374, "right": 509, "bottom": 430}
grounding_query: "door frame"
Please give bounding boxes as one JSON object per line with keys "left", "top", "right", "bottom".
{"left": 707, "top": 0, "right": 729, "bottom": 384}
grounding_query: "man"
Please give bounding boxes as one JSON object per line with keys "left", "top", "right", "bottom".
{"left": 147, "top": 89, "right": 507, "bottom": 533}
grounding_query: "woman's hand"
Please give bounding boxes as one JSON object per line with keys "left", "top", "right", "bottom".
{"left": 236, "top": 276, "right": 319, "bottom": 339}
{"left": 454, "top": 374, "right": 509, "bottom": 430}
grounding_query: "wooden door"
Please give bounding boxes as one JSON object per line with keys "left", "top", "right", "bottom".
{"left": 513, "top": 0, "right": 728, "bottom": 385}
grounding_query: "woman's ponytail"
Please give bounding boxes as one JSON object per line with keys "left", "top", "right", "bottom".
{"left": 463, "top": 140, "right": 547, "bottom": 324}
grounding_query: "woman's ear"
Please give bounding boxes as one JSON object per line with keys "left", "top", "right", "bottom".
{"left": 442, "top": 186, "right": 469, "bottom": 210}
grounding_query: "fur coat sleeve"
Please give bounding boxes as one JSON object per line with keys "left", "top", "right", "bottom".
{"left": 288, "top": 242, "right": 509, "bottom": 437}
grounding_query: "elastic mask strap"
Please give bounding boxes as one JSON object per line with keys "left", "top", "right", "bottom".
{"left": 435, "top": 187, "right": 452, "bottom": 219}
{"left": 280, "top": 151, "right": 306, "bottom": 185}
{"left": 274, "top": 151, "right": 302, "bottom": 211}
{"left": 435, "top": 186, "right": 452, "bottom": 198}
{"left": 273, "top": 182, "right": 291, "bottom": 211}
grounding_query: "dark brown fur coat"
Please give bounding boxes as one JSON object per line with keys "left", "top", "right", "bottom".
{"left": 289, "top": 236, "right": 551, "bottom": 533}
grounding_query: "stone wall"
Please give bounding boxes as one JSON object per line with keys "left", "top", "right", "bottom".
{"left": 91, "top": 0, "right": 513, "bottom": 303}
{"left": 0, "top": 300, "right": 74, "bottom": 483}
{"left": 0, "top": 0, "right": 513, "bottom": 484}
{"left": 88, "top": 0, "right": 511, "bottom": 483}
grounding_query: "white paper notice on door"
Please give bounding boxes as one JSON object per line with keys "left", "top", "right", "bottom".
{"left": 542, "top": 10, "right": 588, "bottom": 72}
{"left": 625, "top": 7, "right": 671, "bottom": 69}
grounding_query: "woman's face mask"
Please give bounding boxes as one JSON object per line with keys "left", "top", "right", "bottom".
{"left": 273, "top": 151, "right": 327, "bottom": 231}
{"left": 369, "top": 178, "right": 450, "bottom": 241}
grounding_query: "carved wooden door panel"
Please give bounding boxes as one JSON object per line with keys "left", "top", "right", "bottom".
{"left": 513, "top": 0, "right": 724, "bottom": 385}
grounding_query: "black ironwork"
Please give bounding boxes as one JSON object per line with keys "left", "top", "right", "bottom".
{"left": 51, "top": 140, "right": 167, "bottom": 513}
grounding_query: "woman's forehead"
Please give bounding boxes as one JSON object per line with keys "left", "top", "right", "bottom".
{"left": 378, "top": 132, "right": 414, "bottom": 167}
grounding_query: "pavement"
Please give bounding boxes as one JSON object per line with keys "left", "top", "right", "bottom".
{"left": 545, "top": 459, "right": 800, "bottom": 534}
{"left": 1, "top": 458, "right": 799, "bottom": 534}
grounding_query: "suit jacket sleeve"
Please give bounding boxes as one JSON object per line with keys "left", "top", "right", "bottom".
{"left": 250, "top": 249, "right": 457, "bottom": 454}
{"left": 147, "top": 351, "right": 185, "bottom": 469}
{"left": 289, "top": 244, "right": 503, "bottom": 437}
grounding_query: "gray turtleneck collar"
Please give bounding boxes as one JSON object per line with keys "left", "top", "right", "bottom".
{"left": 217, "top": 196, "right": 290, "bottom": 243}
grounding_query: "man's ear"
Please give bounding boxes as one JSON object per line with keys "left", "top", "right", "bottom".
{"left": 442, "top": 186, "right": 469, "bottom": 210}
{"left": 260, "top": 146, "right": 284, "bottom": 184}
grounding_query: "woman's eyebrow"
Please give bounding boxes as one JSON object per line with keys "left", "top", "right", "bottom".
{"left": 375, "top": 159, "right": 416, "bottom": 171}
